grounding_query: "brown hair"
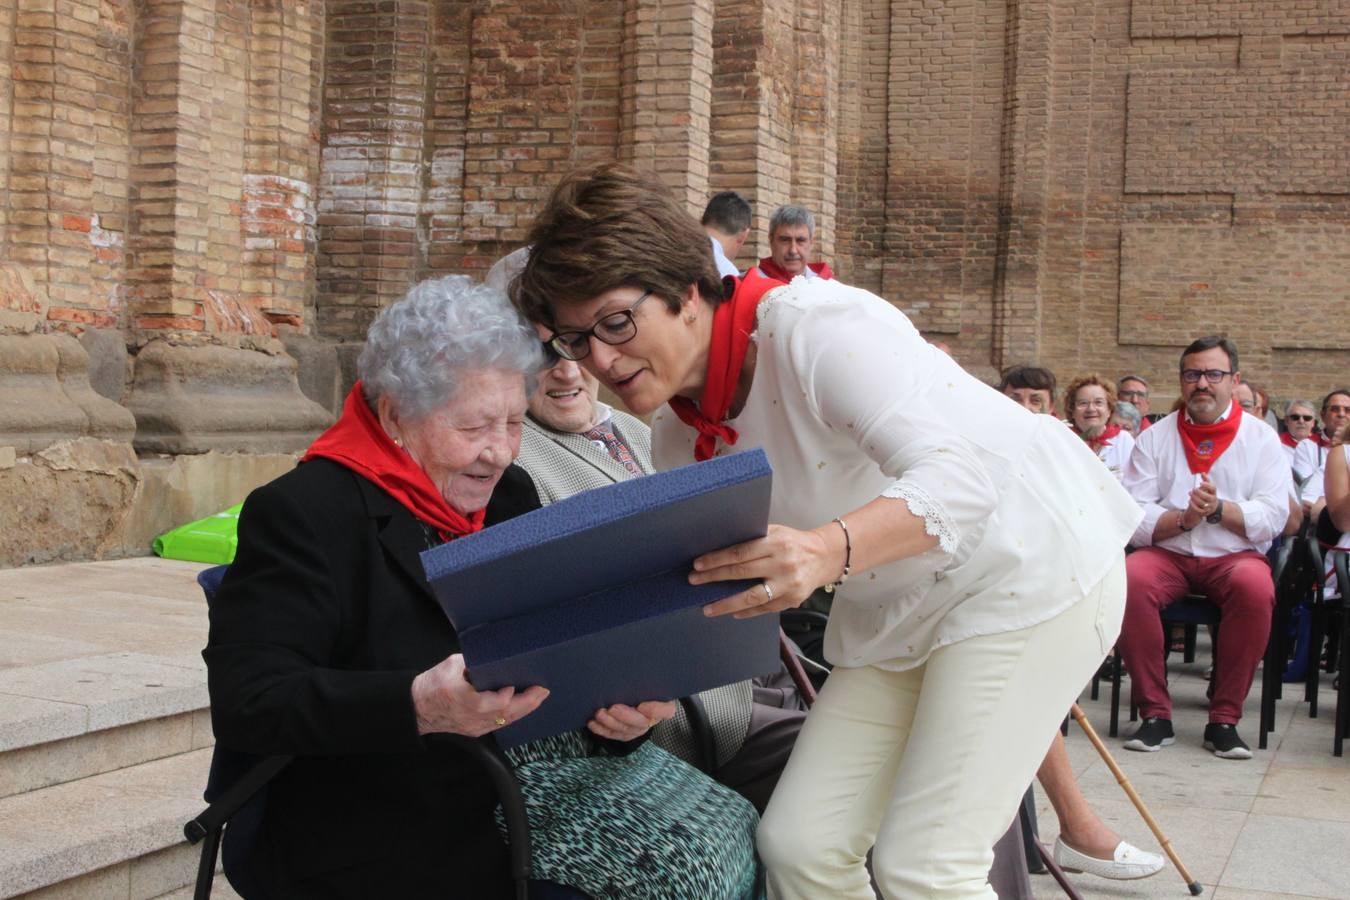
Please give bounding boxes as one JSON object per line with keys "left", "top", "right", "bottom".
{"left": 1063, "top": 373, "right": 1117, "bottom": 420}
{"left": 512, "top": 163, "right": 725, "bottom": 328}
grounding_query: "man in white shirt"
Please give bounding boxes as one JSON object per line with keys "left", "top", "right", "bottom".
{"left": 1291, "top": 389, "right": 1350, "bottom": 503}
{"left": 701, "top": 191, "right": 751, "bottom": 279}
{"left": 1119, "top": 336, "right": 1290, "bottom": 759}
{"left": 754, "top": 204, "right": 835, "bottom": 282}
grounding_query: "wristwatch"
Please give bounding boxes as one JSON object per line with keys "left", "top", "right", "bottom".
{"left": 1177, "top": 512, "right": 1192, "bottom": 533}
{"left": 1206, "top": 499, "right": 1225, "bottom": 525}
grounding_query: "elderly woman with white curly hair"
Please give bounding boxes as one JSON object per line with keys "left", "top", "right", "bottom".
{"left": 206, "top": 275, "right": 761, "bottom": 900}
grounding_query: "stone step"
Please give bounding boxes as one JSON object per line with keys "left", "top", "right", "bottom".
{"left": 0, "top": 655, "right": 212, "bottom": 801}
{"left": 0, "top": 748, "right": 213, "bottom": 899}
{"left": 0, "top": 559, "right": 213, "bottom": 799}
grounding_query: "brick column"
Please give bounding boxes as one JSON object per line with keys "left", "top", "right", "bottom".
{"left": 709, "top": 0, "right": 796, "bottom": 267}
{"left": 315, "top": 0, "right": 432, "bottom": 340}
{"left": 789, "top": 0, "right": 839, "bottom": 261}
{"left": 122, "top": 0, "right": 330, "bottom": 453}
{"left": 990, "top": 0, "right": 1053, "bottom": 370}
{"left": 0, "top": 0, "right": 134, "bottom": 452}
{"left": 619, "top": 0, "right": 714, "bottom": 212}
{"left": 834, "top": 0, "right": 890, "bottom": 294}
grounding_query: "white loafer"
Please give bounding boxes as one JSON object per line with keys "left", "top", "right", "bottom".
{"left": 1053, "top": 836, "right": 1165, "bottom": 880}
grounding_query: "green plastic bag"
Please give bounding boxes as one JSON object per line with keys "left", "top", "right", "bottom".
{"left": 152, "top": 504, "right": 243, "bottom": 565}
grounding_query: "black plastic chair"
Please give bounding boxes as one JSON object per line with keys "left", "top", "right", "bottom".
{"left": 186, "top": 565, "right": 536, "bottom": 899}
{"left": 1331, "top": 550, "right": 1350, "bottom": 757}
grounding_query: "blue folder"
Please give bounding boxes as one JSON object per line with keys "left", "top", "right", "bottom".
{"left": 421, "top": 449, "right": 779, "bottom": 747}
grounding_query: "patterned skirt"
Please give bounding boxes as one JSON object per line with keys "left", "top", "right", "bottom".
{"left": 499, "top": 732, "right": 763, "bottom": 900}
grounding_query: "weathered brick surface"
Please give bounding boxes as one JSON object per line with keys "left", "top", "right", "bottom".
{"left": 1, "top": 0, "right": 1347, "bottom": 425}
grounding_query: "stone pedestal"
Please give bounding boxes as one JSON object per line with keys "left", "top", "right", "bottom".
{"left": 124, "top": 342, "right": 333, "bottom": 454}
{"left": 0, "top": 334, "right": 136, "bottom": 454}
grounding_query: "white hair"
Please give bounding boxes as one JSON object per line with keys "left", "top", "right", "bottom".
{"left": 358, "top": 275, "right": 545, "bottom": 421}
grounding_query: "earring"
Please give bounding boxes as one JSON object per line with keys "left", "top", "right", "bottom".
{"left": 685, "top": 313, "right": 696, "bottom": 324}
{"left": 393, "top": 436, "right": 403, "bottom": 448}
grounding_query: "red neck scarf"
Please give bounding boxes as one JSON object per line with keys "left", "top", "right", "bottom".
{"left": 1176, "top": 402, "right": 1243, "bottom": 475}
{"left": 668, "top": 270, "right": 784, "bottom": 461}
{"left": 1076, "top": 423, "right": 1122, "bottom": 454}
{"left": 1280, "top": 431, "right": 1301, "bottom": 449}
{"left": 1315, "top": 430, "right": 1332, "bottom": 448}
{"left": 756, "top": 257, "right": 833, "bottom": 283}
{"left": 302, "top": 382, "right": 485, "bottom": 541}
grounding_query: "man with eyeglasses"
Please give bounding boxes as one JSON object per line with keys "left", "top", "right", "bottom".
{"left": 1292, "top": 389, "right": 1350, "bottom": 519}
{"left": 1116, "top": 375, "right": 1158, "bottom": 431}
{"left": 1117, "top": 336, "right": 1291, "bottom": 759}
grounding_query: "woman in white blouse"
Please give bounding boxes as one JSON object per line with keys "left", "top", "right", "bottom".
{"left": 512, "top": 164, "right": 1143, "bottom": 900}
{"left": 1064, "top": 374, "right": 1136, "bottom": 479}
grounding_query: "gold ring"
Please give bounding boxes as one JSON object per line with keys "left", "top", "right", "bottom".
{"left": 494, "top": 716, "right": 507, "bottom": 727}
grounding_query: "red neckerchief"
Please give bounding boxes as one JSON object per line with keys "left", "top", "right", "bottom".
{"left": 1314, "top": 430, "right": 1332, "bottom": 448}
{"left": 1176, "top": 402, "right": 1243, "bottom": 475}
{"left": 1280, "top": 431, "right": 1301, "bottom": 449}
{"left": 302, "top": 382, "right": 485, "bottom": 541}
{"left": 756, "top": 257, "right": 834, "bottom": 283}
{"left": 1076, "top": 423, "right": 1122, "bottom": 454}
{"left": 668, "top": 270, "right": 784, "bottom": 461}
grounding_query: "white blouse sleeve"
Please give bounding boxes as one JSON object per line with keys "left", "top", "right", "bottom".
{"left": 777, "top": 297, "right": 997, "bottom": 557}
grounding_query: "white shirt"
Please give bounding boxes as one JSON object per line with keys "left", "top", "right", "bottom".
{"left": 1122, "top": 407, "right": 1290, "bottom": 557}
{"left": 650, "top": 278, "right": 1142, "bottom": 671}
{"left": 709, "top": 236, "right": 739, "bottom": 278}
{"left": 1094, "top": 429, "right": 1135, "bottom": 480}
{"left": 1293, "top": 438, "right": 1331, "bottom": 503}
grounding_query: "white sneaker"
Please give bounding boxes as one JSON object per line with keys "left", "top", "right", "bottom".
{"left": 1053, "top": 836, "right": 1166, "bottom": 880}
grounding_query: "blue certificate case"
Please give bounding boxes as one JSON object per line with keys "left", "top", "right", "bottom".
{"left": 421, "top": 449, "right": 779, "bottom": 747}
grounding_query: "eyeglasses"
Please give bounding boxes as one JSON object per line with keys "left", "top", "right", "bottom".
{"left": 547, "top": 291, "right": 654, "bottom": 362}
{"left": 1118, "top": 389, "right": 1148, "bottom": 401}
{"left": 1287, "top": 413, "right": 1315, "bottom": 422}
{"left": 1073, "top": 399, "right": 1108, "bottom": 410}
{"left": 1180, "top": 368, "right": 1234, "bottom": 384}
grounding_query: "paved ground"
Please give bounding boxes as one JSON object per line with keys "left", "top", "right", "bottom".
{"left": 2, "top": 559, "right": 1346, "bottom": 899}
{"left": 1039, "top": 652, "right": 1348, "bottom": 899}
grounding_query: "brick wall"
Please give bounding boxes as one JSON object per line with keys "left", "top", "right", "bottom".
{"left": 1, "top": 0, "right": 1347, "bottom": 414}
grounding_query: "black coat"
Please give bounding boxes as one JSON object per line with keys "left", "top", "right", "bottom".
{"left": 205, "top": 458, "right": 541, "bottom": 898}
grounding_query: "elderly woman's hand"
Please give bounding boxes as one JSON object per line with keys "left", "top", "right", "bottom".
{"left": 587, "top": 700, "right": 677, "bottom": 742}
{"left": 411, "top": 653, "right": 549, "bottom": 737}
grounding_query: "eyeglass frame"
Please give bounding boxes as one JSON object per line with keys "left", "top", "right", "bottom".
{"left": 545, "top": 290, "right": 655, "bottom": 362}
{"left": 1180, "top": 368, "right": 1235, "bottom": 384}
{"left": 1117, "top": 388, "right": 1148, "bottom": 401}
{"left": 1072, "top": 398, "right": 1110, "bottom": 410}
{"left": 1286, "top": 413, "right": 1316, "bottom": 423}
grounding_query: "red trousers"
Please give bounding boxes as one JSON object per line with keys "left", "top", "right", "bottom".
{"left": 1118, "top": 546, "right": 1274, "bottom": 725}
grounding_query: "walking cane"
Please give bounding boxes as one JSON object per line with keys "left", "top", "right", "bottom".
{"left": 1070, "top": 704, "right": 1204, "bottom": 896}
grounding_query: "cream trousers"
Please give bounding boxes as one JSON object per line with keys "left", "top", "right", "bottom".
{"left": 759, "top": 555, "right": 1126, "bottom": 899}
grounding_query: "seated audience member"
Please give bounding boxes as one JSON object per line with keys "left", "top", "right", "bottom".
{"left": 1315, "top": 422, "right": 1350, "bottom": 595}
{"left": 206, "top": 276, "right": 761, "bottom": 899}
{"left": 1119, "top": 337, "right": 1290, "bottom": 759}
{"left": 755, "top": 204, "right": 834, "bottom": 282}
{"left": 1003, "top": 368, "right": 1165, "bottom": 881}
{"left": 702, "top": 191, "right": 752, "bottom": 279}
{"left": 1247, "top": 382, "right": 1276, "bottom": 429}
{"left": 488, "top": 250, "right": 805, "bottom": 814}
{"left": 1117, "top": 374, "right": 1159, "bottom": 429}
{"left": 1113, "top": 400, "right": 1142, "bottom": 437}
{"left": 1282, "top": 399, "right": 1319, "bottom": 479}
{"left": 1065, "top": 374, "right": 1135, "bottom": 479}
{"left": 1292, "top": 389, "right": 1350, "bottom": 500}
{"left": 999, "top": 364, "right": 1058, "bottom": 416}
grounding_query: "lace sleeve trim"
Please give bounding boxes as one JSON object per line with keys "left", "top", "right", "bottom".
{"left": 881, "top": 480, "right": 960, "bottom": 555}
